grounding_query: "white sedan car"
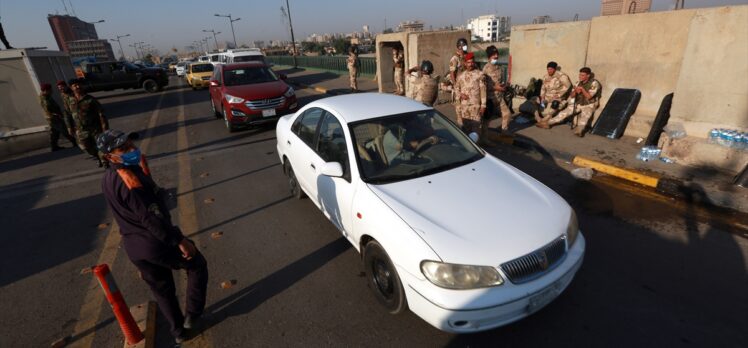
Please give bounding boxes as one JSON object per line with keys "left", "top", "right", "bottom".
{"left": 275, "top": 93, "right": 585, "bottom": 333}
{"left": 175, "top": 62, "right": 189, "bottom": 77}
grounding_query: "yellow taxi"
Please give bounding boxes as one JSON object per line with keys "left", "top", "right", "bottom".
{"left": 186, "top": 63, "right": 215, "bottom": 90}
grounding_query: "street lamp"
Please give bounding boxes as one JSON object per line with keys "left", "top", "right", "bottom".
{"left": 129, "top": 44, "right": 141, "bottom": 60}
{"left": 110, "top": 34, "right": 130, "bottom": 60}
{"left": 203, "top": 29, "right": 221, "bottom": 51}
{"left": 85, "top": 19, "right": 105, "bottom": 39}
{"left": 214, "top": 13, "right": 240, "bottom": 48}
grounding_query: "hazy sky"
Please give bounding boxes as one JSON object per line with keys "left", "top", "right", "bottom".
{"left": 1, "top": 0, "right": 746, "bottom": 55}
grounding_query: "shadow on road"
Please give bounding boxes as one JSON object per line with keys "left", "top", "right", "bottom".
{"left": 439, "top": 135, "right": 747, "bottom": 347}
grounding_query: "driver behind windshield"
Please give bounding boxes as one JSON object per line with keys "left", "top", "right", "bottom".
{"left": 381, "top": 115, "right": 438, "bottom": 165}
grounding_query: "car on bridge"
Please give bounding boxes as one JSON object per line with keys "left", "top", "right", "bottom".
{"left": 78, "top": 61, "right": 169, "bottom": 93}
{"left": 185, "top": 62, "right": 214, "bottom": 90}
{"left": 275, "top": 93, "right": 585, "bottom": 333}
{"left": 209, "top": 62, "right": 297, "bottom": 132}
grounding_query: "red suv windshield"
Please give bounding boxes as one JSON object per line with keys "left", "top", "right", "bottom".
{"left": 223, "top": 67, "right": 278, "bottom": 86}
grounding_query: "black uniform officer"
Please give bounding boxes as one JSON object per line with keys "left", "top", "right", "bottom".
{"left": 97, "top": 130, "right": 208, "bottom": 343}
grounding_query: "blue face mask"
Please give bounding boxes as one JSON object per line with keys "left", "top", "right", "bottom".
{"left": 119, "top": 148, "right": 141, "bottom": 166}
{"left": 491, "top": 59, "right": 499, "bottom": 65}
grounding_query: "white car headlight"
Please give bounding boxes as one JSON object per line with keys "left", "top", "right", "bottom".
{"left": 283, "top": 86, "right": 295, "bottom": 98}
{"left": 566, "top": 210, "right": 579, "bottom": 247}
{"left": 421, "top": 261, "right": 504, "bottom": 290}
{"left": 225, "top": 94, "right": 245, "bottom": 104}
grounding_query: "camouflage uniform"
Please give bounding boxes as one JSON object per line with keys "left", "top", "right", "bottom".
{"left": 393, "top": 50, "right": 404, "bottom": 95}
{"left": 538, "top": 71, "right": 572, "bottom": 121}
{"left": 547, "top": 79, "right": 602, "bottom": 133}
{"left": 347, "top": 52, "right": 358, "bottom": 90}
{"left": 39, "top": 94, "right": 76, "bottom": 149}
{"left": 448, "top": 54, "right": 465, "bottom": 118}
{"left": 74, "top": 94, "right": 109, "bottom": 160}
{"left": 482, "top": 63, "right": 513, "bottom": 130}
{"left": 454, "top": 69, "right": 486, "bottom": 134}
{"left": 408, "top": 72, "right": 439, "bottom": 106}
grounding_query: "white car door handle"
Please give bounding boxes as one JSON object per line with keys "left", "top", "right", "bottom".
{"left": 310, "top": 163, "right": 316, "bottom": 170}
{"left": 287, "top": 140, "right": 291, "bottom": 145}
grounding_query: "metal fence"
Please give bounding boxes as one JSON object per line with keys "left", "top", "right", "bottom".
{"left": 267, "top": 55, "right": 508, "bottom": 82}
{"left": 266, "top": 56, "right": 377, "bottom": 76}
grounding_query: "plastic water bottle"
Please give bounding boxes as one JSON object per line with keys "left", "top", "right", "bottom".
{"left": 708, "top": 129, "right": 720, "bottom": 144}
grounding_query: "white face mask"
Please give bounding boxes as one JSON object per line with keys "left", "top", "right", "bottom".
{"left": 462, "top": 45, "right": 468, "bottom": 52}
{"left": 490, "top": 59, "right": 499, "bottom": 65}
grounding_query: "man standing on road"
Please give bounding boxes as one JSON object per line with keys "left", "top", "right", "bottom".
{"left": 97, "top": 130, "right": 209, "bottom": 344}
{"left": 38, "top": 83, "right": 77, "bottom": 151}
{"left": 482, "top": 45, "right": 513, "bottom": 132}
{"left": 406, "top": 60, "right": 439, "bottom": 106}
{"left": 392, "top": 47, "right": 404, "bottom": 95}
{"left": 537, "top": 67, "right": 602, "bottom": 137}
{"left": 535, "top": 61, "right": 572, "bottom": 125}
{"left": 449, "top": 38, "right": 468, "bottom": 120}
{"left": 70, "top": 78, "right": 109, "bottom": 167}
{"left": 57, "top": 80, "right": 77, "bottom": 138}
{"left": 454, "top": 52, "right": 492, "bottom": 145}
{"left": 347, "top": 45, "right": 358, "bottom": 92}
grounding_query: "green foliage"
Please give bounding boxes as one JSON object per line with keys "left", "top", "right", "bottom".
{"left": 301, "top": 41, "right": 327, "bottom": 55}
{"left": 332, "top": 38, "right": 350, "bottom": 55}
{"left": 383, "top": 28, "right": 394, "bottom": 34}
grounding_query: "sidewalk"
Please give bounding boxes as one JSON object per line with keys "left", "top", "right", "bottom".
{"left": 279, "top": 67, "right": 747, "bottom": 213}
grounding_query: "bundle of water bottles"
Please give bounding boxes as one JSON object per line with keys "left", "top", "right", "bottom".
{"left": 636, "top": 146, "right": 674, "bottom": 163}
{"left": 708, "top": 129, "right": 747, "bottom": 150}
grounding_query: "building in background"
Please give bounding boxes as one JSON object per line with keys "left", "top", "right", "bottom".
{"left": 467, "top": 15, "right": 511, "bottom": 42}
{"left": 397, "top": 20, "right": 424, "bottom": 32}
{"left": 47, "top": 15, "right": 98, "bottom": 52}
{"left": 601, "top": 0, "right": 652, "bottom": 15}
{"left": 66, "top": 39, "right": 115, "bottom": 60}
{"left": 532, "top": 15, "right": 553, "bottom": 24}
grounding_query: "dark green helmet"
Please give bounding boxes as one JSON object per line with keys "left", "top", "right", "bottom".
{"left": 420, "top": 60, "right": 434, "bottom": 74}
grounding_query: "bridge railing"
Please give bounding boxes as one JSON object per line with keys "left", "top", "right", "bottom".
{"left": 266, "top": 56, "right": 377, "bottom": 76}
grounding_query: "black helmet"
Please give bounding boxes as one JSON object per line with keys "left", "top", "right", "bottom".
{"left": 485, "top": 45, "right": 498, "bottom": 58}
{"left": 420, "top": 60, "right": 434, "bottom": 74}
{"left": 456, "top": 38, "right": 468, "bottom": 51}
{"left": 349, "top": 45, "right": 358, "bottom": 54}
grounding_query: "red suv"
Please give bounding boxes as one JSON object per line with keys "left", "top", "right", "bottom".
{"left": 209, "top": 62, "right": 298, "bottom": 132}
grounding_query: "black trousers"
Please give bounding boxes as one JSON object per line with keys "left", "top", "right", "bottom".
{"left": 0, "top": 22, "right": 11, "bottom": 49}
{"left": 131, "top": 247, "right": 209, "bottom": 337}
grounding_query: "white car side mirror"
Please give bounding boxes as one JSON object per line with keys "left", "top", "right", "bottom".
{"left": 469, "top": 132, "right": 479, "bottom": 143}
{"left": 320, "top": 162, "right": 344, "bottom": 178}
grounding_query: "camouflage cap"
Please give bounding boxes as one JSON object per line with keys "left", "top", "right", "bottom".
{"left": 96, "top": 129, "right": 138, "bottom": 154}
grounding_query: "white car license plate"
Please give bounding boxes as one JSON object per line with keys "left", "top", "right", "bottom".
{"left": 262, "top": 109, "right": 276, "bottom": 117}
{"left": 526, "top": 281, "right": 561, "bottom": 313}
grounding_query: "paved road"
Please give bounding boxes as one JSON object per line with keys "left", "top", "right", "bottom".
{"left": 0, "top": 76, "right": 746, "bottom": 347}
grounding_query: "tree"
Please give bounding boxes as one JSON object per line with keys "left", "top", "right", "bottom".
{"left": 383, "top": 28, "right": 394, "bottom": 34}
{"left": 332, "top": 38, "right": 350, "bottom": 56}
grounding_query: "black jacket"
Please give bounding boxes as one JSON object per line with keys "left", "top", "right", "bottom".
{"left": 101, "top": 163, "right": 183, "bottom": 260}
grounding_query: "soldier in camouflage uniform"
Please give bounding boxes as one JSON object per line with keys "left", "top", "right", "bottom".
{"left": 537, "top": 67, "right": 602, "bottom": 137}
{"left": 392, "top": 47, "right": 404, "bottom": 95}
{"left": 454, "top": 52, "right": 489, "bottom": 142}
{"left": 347, "top": 46, "right": 358, "bottom": 91}
{"left": 536, "top": 61, "right": 572, "bottom": 124}
{"left": 70, "top": 79, "right": 109, "bottom": 167}
{"left": 449, "top": 38, "right": 468, "bottom": 120}
{"left": 57, "top": 80, "right": 77, "bottom": 137}
{"left": 38, "top": 83, "right": 77, "bottom": 151}
{"left": 482, "top": 45, "right": 514, "bottom": 132}
{"left": 406, "top": 60, "right": 439, "bottom": 106}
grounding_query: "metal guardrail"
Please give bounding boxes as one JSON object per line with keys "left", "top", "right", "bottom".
{"left": 267, "top": 55, "right": 508, "bottom": 82}
{"left": 266, "top": 56, "right": 376, "bottom": 76}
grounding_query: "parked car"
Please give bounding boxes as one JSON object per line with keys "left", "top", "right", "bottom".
{"left": 185, "top": 63, "right": 214, "bottom": 90}
{"left": 175, "top": 61, "right": 189, "bottom": 77}
{"left": 79, "top": 61, "right": 168, "bottom": 93}
{"left": 209, "top": 62, "right": 298, "bottom": 132}
{"left": 275, "top": 93, "right": 585, "bottom": 333}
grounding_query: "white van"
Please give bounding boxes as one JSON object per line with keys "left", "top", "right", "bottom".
{"left": 225, "top": 48, "right": 267, "bottom": 64}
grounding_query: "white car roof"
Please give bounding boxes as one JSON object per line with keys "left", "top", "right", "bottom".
{"left": 310, "top": 93, "right": 431, "bottom": 124}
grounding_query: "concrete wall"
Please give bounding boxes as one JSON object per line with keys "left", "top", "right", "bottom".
{"left": 0, "top": 58, "right": 45, "bottom": 131}
{"left": 509, "top": 5, "right": 748, "bottom": 139}
{"left": 509, "top": 21, "right": 590, "bottom": 86}
{"left": 376, "top": 30, "right": 470, "bottom": 93}
{"left": 586, "top": 10, "right": 697, "bottom": 132}
{"left": 670, "top": 6, "right": 748, "bottom": 136}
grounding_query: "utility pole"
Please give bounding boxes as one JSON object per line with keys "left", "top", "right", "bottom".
{"left": 215, "top": 14, "right": 240, "bottom": 48}
{"left": 203, "top": 29, "right": 221, "bottom": 51}
{"left": 110, "top": 34, "right": 130, "bottom": 60}
{"left": 284, "top": 0, "right": 298, "bottom": 68}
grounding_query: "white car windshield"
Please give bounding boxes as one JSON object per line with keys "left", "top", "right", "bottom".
{"left": 350, "top": 110, "right": 483, "bottom": 184}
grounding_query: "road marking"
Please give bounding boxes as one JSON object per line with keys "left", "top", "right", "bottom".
{"left": 174, "top": 89, "right": 214, "bottom": 348}
{"left": 69, "top": 91, "right": 165, "bottom": 348}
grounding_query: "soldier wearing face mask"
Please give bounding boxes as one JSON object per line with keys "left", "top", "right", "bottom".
{"left": 449, "top": 38, "right": 469, "bottom": 121}
{"left": 482, "top": 45, "right": 513, "bottom": 132}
